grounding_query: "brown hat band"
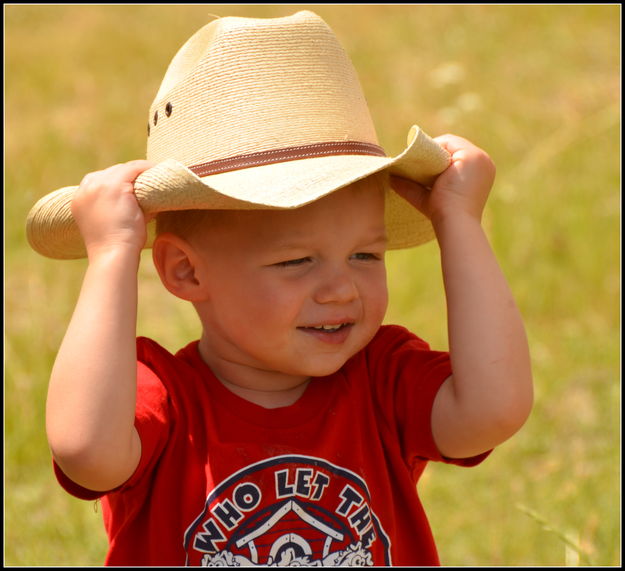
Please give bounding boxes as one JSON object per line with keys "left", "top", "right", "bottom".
{"left": 188, "top": 140, "right": 386, "bottom": 177}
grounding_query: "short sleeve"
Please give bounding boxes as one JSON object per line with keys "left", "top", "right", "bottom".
{"left": 118, "top": 359, "right": 172, "bottom": 490}
{"left": 365, "top": 325, "right": 491, "bottom": 469}
{"left": 52, "top": 355, "right": 172, "bottom": 499}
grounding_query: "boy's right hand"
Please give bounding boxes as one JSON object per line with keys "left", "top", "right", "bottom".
{"left": 48, "top": 159, "right": 153, "bottom": 491}
{"left": 72, "top": 160, "right": 154, "bottom": 259}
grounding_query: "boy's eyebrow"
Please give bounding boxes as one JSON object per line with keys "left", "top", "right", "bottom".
{"left": 356, "top": 227, "right": 388, "bottom": 245}
{"left": 367, "top": 231, "right": 388, "bottom": 244}
{"left": 272, "top": 229, "right": 388, "bottom": 251}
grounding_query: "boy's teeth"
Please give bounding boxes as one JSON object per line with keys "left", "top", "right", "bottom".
{"left": 312, "top": 324, "right": 343, "bottom": 331}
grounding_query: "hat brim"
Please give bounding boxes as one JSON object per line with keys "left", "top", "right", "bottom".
{"left": 26, "top": 126, "right": 449, "bottom": 259}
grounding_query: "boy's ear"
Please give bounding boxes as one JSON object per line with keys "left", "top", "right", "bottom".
{"left": 152, "top": 233, "right": 208, "bottom": 302}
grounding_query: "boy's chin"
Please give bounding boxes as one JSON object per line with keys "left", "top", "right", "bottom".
{"left": 290, "top": 357, "right": 352, "bottom": 379}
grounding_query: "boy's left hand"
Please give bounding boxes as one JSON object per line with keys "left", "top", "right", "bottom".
{"left": 391, "top": 134, "right": 533, "bottom": 459}
{"left": 391, "top": 134, "right": 496, "bottom": 226}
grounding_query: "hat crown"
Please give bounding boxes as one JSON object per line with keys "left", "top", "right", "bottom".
{"left": 26, "top": 10, "right": 451, "bottom": 260}
{"left": 146, "top": 11, "right": 380, "bottom": 167}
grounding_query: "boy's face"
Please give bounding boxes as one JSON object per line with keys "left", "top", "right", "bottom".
{"left": 191, "top": 179, "right": 388, "bottom": 391}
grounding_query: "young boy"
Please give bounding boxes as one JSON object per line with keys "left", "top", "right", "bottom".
{"left": 28, "top": 11, "right": 532, "bottom": 566}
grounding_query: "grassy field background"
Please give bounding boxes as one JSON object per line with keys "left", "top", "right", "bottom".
{"left": 5, "top": 4, "right": 620, "bottom": 566}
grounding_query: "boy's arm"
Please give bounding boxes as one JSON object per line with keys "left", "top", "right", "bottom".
{"left": 45, "top": 160, "right": 153, "bottom": 492}
{"left": 391, "top": 136, "right": 533, "bottom": 459}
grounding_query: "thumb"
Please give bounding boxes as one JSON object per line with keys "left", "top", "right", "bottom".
{"left": 389, "top": 175, "right": 431, "bottom": 216}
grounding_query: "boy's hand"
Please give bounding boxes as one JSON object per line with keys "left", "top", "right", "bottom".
{"left": 72, "top": 160, "right": 154, "bottom": 259}
{"left": 391, "top": 134, "right": 496, "bottom": 226}
{"left": 391, "top": 135, "right": 532, "bottom": 459}
{"left": 49, "top": 159, "right": 154, "bottom": 491}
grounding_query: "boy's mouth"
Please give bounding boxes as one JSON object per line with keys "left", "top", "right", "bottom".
{"left": 297, "top": 321, "right": 354, "bottom": 344}
{"left": 307, "top": 323, "right": 350, "bottom": 332}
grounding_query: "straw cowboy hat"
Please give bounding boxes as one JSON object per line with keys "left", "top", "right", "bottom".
{"left": 26, "top": 10, "right": 450, "bottom": 260}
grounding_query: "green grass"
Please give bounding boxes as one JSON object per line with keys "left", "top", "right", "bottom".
{"left": 5, "top": 4, "right": 620, "bottom": 566}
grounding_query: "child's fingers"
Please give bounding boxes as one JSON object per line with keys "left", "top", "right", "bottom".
{"left": 122, "top": 160, "right": 156, "bottom": 183}
{"left": 73, "top": 161, "right": 156, "bottom": 227}
{"left": 99, "top": 160, "right": 155, "bottom": 189}
{"left": 434, "top": 136, "right": 496, "bottom": 187}
{"left": 76, "top": 161, "right": 156, "bottom": 212}
{"left": 434, "top": 134, "right": 477, "bottom": 155}
{"left": 80, "top": 160, "right": 154, "bottom": 187}
{"left": 389, "top": 175, "right": 430, "bottom": 215}
{"left": 434, "top": 136, "right": 495, "bottom": 171}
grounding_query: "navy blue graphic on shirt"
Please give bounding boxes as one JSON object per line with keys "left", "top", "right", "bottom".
{"left": 183, "top": 454, "right": 391, "bottom": 566}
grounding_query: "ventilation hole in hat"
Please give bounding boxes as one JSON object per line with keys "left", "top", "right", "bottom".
{"left": 165, "top": 102, "right": 173, "bottom": 117}
{"left": 147, "top": 122, "right": 150, "bottom": 136}
{"left": 153, "top": 111, "right": 158, "bottom": 126}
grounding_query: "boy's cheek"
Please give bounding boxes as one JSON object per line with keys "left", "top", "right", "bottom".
{"left": 364, "top": 284, "right": 389, "bottom": 329}
{"left": 373, "top": 272, "right": 390, "bottom": 314}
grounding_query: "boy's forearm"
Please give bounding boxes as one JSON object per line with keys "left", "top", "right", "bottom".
{"left": 433, "top": 213, "right": 533, "bottom": 456}
{"left": 46, "top": 247, "right": 142, "bottom": 490}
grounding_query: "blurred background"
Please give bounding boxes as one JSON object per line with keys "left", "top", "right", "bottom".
{"left": 5, "top": 4, "right": 620, "bottom": 566}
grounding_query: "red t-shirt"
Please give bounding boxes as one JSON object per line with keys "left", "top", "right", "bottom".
{"left": 54, "top": 324, "right": 490, "bottom": 566}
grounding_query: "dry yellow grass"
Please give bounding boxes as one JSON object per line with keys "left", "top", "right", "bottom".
{"left": 5, "top": 4, "right": 620, "bottom": 565}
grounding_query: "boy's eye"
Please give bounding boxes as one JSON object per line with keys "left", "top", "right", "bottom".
{"left": 275, "top": 257, "right": 312, "bottom": 267}
{"left": 272, "top": 252, "right": 382, "bottom": 268}
{"left": 351, "top": 252, "right": 381, "bottom": 261}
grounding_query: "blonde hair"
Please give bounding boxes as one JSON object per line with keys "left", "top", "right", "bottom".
{"left": 155, "top": 209, "right": 217, "bottom": 240}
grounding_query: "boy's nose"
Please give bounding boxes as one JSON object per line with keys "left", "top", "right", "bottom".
{"left": 313, "top": 266, "right": 359, "bottom": 305}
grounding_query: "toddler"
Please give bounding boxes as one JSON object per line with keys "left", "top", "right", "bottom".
{"left": 27, "top": 10, "right": 532, "bottom": 566}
